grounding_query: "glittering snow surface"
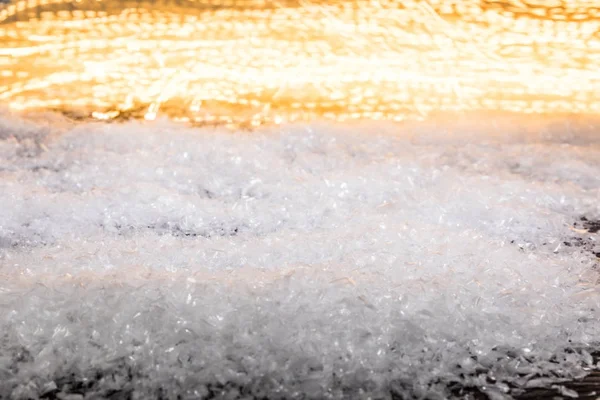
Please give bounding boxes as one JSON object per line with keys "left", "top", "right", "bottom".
{"left": 1, "top": 111, "right": 600, "bottom": 399}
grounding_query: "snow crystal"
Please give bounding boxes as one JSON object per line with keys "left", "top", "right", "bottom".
{"left": 0, "top": 112, "right": 599, "bottom": 399}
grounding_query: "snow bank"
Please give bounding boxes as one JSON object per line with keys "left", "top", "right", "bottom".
{"left": 1, "top": 112, "right": 599, "bottom": 399}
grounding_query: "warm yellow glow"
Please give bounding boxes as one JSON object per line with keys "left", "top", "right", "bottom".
{"left": 1, "top": 0, "right": 599, "bottom": 126}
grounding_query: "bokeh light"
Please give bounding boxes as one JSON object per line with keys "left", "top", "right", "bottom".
{"left": 1, "top": 0, "right": 599, "bottom": 126}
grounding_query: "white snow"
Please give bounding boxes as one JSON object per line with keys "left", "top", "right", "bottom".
{"left": 0, "top": 111, "right": 599, "bottom": 399}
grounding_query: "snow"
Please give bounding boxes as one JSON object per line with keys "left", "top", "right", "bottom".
{"left": 1, "top": 111, "right": 599, "bottom": 399}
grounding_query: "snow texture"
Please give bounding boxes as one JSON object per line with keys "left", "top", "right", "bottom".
{"left": 1, "top": 110, "right": 600, "bottom": 399}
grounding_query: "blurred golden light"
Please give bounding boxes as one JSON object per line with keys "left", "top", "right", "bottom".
{"left": 1, "top": 0, "right": 599, "bottom": 127}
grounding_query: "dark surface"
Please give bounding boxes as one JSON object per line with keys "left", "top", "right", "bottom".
{"left": 581, "top": 217, "right": 600, "bottom": 235}
{"left": 452, "top": 368, "right": 600, "bottom": 400}
{"left": 26, "top": 355, "right": 600, "bottom": 400}
{"left": 566, "top": 217, "right": 600, "bottom": 260}
{"left": 517, "top": 370, "right": 600, "bottom": 400}
{"left": 516, "top": 368, "right": 600, "bottom": 400}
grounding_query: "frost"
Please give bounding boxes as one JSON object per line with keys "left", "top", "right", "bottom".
{"left": 0, "top": 114, "right": 599, "bottom": 398}
{"left": 552, "top": 385, "right": 580, "bottom": 398}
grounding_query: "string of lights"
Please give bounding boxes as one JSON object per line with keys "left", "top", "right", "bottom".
{"left": 1, "top": 0, "right": 599, "bottom": 127}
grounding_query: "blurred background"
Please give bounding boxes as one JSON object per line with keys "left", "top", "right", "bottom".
{"left": 1, "top": 0, "right": 599, "bottom": 127}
